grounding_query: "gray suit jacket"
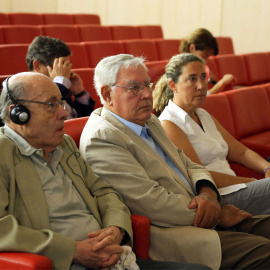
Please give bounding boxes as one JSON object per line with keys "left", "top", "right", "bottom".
{"left": 80, "top": 108, "right": 222, "bottom": 270}
{"left": 0, "top": 128, "right": 132, "bottom": 270}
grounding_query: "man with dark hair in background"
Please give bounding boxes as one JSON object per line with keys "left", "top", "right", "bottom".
{"left": 26, "top": 35, "right": 95, "bottom": 119}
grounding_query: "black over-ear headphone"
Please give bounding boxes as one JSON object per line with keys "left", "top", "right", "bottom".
{"left": 4, "top": 76, "right": 31, "bottom": 125}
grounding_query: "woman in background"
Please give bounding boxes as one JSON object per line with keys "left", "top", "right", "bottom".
{"left": 153, "top": 53, "right": 270, "bottom": 215}
{"left": 180, "top": 28, "right": 236, "bottom": 94}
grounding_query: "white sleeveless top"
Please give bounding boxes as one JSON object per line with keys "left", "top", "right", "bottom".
{"left": 159, "top": 100, "right": 236, "bottom": 176}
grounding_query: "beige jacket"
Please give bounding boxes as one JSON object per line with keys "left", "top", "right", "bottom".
{"left": 0, "top": 128, "right": 132, "bottom": 270}
{"left": 80, "top": 108, "right": 222, "bottom": 270}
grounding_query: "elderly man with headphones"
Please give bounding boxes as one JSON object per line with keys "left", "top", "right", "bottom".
{"left": 0, "top": 72, "right": 211, "bottom": 270}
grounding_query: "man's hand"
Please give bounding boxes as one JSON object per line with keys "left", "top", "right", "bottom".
{"left": 189, "top": 185, "right": 221, "bottom": 228}
{"left": 88, "top": 226, "right": 124, "bottom": 251}
{"left": 73, "top": 237, "right": 123, "bottom": 269}
{"left": 47, "top": 57, "right": 72, "bottom": 80}
{"left": 218, "top": 205, "right": 252, "bottom": 228}
{"left": 69, "top": 72, "right": 85, "bottom": 95}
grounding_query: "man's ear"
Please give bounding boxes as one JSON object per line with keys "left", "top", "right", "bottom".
{"left": 101, "top": 85, "right": 112, "bottom": 105}
{"left": 189, "top": 43, "right": 196, "bottom": 53}
{"left": 32, "top": 59, "right": 41, "bottom": 72}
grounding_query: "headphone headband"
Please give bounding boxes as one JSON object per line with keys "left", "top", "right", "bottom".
{"left": 4, "top": 75, "right": 31, "bottom": 125}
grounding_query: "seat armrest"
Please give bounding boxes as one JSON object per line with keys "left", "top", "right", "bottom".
{"left": 131, "top": 214, "right": 150, "bottom": 259}
{"left": 0, "top": 252, "right": 52, "bottom": 269}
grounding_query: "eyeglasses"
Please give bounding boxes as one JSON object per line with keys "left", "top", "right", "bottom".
{"left": 113, "top": 82, "right": 155, "bottom": 96}
{"left": 17, "top": 99, "right": 67, "bottom": 111}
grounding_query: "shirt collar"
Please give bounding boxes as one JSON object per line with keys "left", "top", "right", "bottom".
{"left": 106, "top": 108, "right": 146, "bottom": 136}
{"left": 167, "top": 100, "right": 189, "bottom": 123}
{"left": 3, "top": 125, "right": 62, "bottom": 159}
{"left": 167, "top": 100, "right": 201, "bottom": 123}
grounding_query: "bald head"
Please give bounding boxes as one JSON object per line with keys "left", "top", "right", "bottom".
{"left": 0, "top": 72, "right": 59, "bottom": 124}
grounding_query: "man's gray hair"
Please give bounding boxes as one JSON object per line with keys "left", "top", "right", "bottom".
{"left": 0, "top": 78, "right": 26, "bottom": 123}
{"left": 94, "top": 54, "right": 147, "bottom": 105}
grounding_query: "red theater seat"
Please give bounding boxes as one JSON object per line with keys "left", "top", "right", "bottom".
{"left": 145, "top": 60, "right": 168, "bottom": 83}
{"left": 216, "top": 36, "right": 234, "bottom": 55}
{"left": 137, "top": 25, "right": 163, "bottom": 39}
{"left": 110, "top": 26, "right": 140, "bottom": 40}
{"left": 9, "top": 13, "right": 44, "bottom": 25}
{"left": 214, "top": 54, "right": 249, "bottom": 86}
{"left": 0, "top": 25, "right": 42, "bottom": 44}
{"left": 0, "top": 44, "right": 29, "bottom": 75}
{"left": 242, "top": 52, "right": 270, "bottom": 85}
{"left": 42, "top": 13, "right": 74, "bottom": 24}
{"left": 155, "top": 39, "right": 182, "bottom": 60}
{"left": 72, "top": 68, "right": 102, "bottom": 109}
{"left": 0, "top": 13, "right": 10, "bottom": 25}
{"left": 206, "top": 56, "right": 221, "bottom": 82}
{"left": 223, "top": 86, "right": 270, "bottom": 158}
{"left": 41, "top": 25, "right": 80, "bottom": 43}
{"left": 66, "top": 43, "right": 89, "bottom": 68}
{"left": 83, "top": 40, "right": 125, "bottom": 68}
{"left": 73, "top": 14, "right": 101, "bottom": 25}
{"left": 78, "top": 25, "right": 112, "bottom": 41}
{"left": 122, "top": 39, "right": 159, "bottom": 61}
{"left": 200, "top": 93, "right": 235, "bottom": 136}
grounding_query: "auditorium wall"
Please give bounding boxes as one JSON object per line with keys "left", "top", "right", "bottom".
{"left": 0, "top": 0, "right": 269, "bottom": 54}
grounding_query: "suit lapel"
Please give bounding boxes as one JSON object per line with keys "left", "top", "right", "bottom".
{"left": 101, "top": 109, "right": 194, "bottom": 195}
{"left": 15, "top": 154, "right": 51, "bottom": 230}
{"left": 147, "top": 119, "right": 194, "bottom": 195}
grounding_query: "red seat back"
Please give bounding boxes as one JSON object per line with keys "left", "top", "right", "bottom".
{"left": 223, "top": 86, "right": 270, "bottom": 140}
{"left": 110, "top": 26, "right": 140, "bottom": 40}
{"left": 215, "top": 37, "right": 234, "bottom": 55}
{"left": 0, "top": 25, "right": 42, "bottom": 44}
{"left": 0, "top": 13, "right": 10, "bottom": 25}
{"left": 78, "top": 25, "right": 112, "bottom": 42}
{"left": 9, "top": 13, "right": 44, "bottom": 25}
{"left": 64, "top": 116, "right": 89, "bottom": 147}
{"left": 206, "top": 56, "right": 221, "bottom": 82}
{"left": 242, "top": 52, "right": 270, "bottom": 85}
{"left": 41, "top": 25, "right": 80, "bottom": 43}
{"left": 83, "top": 41, "right": 125, "bottom": 68}
{"left": 155, "top": 39, "right": 182, "bottom": 60}
{"left": 0, "top": 44, "right": 29, "bottom": 75}
{"left": 122, "top": 39, "right": 159, "bottom": 61}
{"left": 214, "top": 54, "right": 249, "bottom": 86}
{"left": 73, "top": 14, "right": 101, "bottom": 25}
{"left": 200, "top": 93, "right": 235, "bottom": 136}
{"left": 138, "top": 25, "right": 163, "bottom": 39}
{"left": 66, "top": 42, "right": 89, "bottom": 68}
{"left": 145, "top": 60, "right": 168, "bottom": 83}
{"left": 72, "top": 68, "right": 102, "bottom": 109}
{"left": 42, "top": 13, "right": 74, "bottom": 24}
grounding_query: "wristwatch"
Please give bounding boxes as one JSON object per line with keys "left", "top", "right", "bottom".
{"left": 74, "top": 90, "right": 86, "bottom": 98}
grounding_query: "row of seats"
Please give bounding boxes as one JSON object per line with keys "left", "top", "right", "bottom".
{"left": 0, "top": 24, "right": 164, "bottom": 44}
{"left": 0, "top": 39, "right": 181, "bottom": 75}
{"left": 207, "top": 52, "right": 270, "bottom": 87}
{"left": 0, "top": 12, "right": 101, "bottom": 25}
{"left": 201, "top": 83, "right": 270, "bottom": 179}
{"left": 1, "top": 50, "right": 269, "bottom": 105}
{"left": 141, "top": 51, "right": 270, "bottom": 89}
{"left": 0, "top": 24, "right": 234, "bottom": 55}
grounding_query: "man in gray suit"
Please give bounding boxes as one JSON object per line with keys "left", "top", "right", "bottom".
{"left": 80, "top": 54, "right": 270, "bottom": 270}
{"left": 0, "top": 72, "right": 211, "bottom": 270}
